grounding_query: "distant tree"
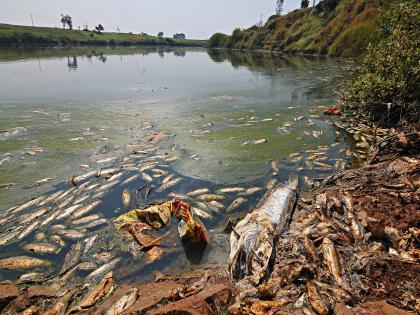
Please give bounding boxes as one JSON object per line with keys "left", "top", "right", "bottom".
{"left": 157, "top": 32, "right": 164, "bottom": 37}
{"left": 95, "top": 24, "right": 104, "bottom": 34}
{"left": 276, "top": 0, "right": 284, "bottom": 16}
{"left": 173, "top": 33, "right": 186, "bottom": 40}
{"left": 60, "top": 14, "right": 73, "bottom": 29}
{"left": 60, "top": 14, "right": 66, "bottom": 29}
{"left": 301, "top": 0, "right": 310, "bottom": 8}
{"left": 82, "top": 23, "right": 89, "bottom": 31}
{"left": 67, "top": 15, "right": 73, "bottom": 30}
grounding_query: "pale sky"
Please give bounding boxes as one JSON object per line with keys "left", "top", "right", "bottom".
{"left": 0, "top": 0, "right": 300, "bottom": 39}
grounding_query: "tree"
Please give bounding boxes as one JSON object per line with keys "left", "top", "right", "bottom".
{"left": 95, "top": 24, "right": 104, "bottom": 34}
{"left": 276, "top": 0, "right": 284, "bottom": 16}
{"left": 67, "top": 15, "right": 73, "bottom": 30}
{"left": 301, "top": 0, "right": 310, "bottom": 8}
{"left": 60, "top": 14, "right": 66, "bottom": 29}
{"left": 60, "top": 14, "right": 73, "bottom": 30}
{"left": 173, "top": 33, "right": 186, "bottom": 39}
{"left": 157, "top": 32, "right": 164, "bottom": 37}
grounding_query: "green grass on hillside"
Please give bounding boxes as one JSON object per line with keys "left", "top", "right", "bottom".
{"left": 209, "top": 0, "right": 393, "bottom": 57}
{"left": 0, "top": 23, "right": 206, "bottom": 47}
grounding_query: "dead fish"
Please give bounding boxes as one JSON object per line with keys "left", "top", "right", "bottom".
{"left": 77, "top": 272, "right": 115, "bottom": 310}
{"left": 217, "top": 187, "right": 244, "bottom": 194}
{"left": 192, "top": 207, "right": 212, "bottom": 219}
{"left": 72, "top": 214, "right": 101, "bottom": 226}
{"left": 84, "top": 258, "right": 121, "bottom": 288}
{"left": 121, "top": 174, "right": 139, "bottom": 185}
{"left": 229, "top": 178, "right": 298, "bottom": 285}
{"left": 96, "top": 157, "right": 117, "bottom": 164}
{"left": 168, "top": 192, "right": 190, "bottom": 201}
{"left": 17, "top": 272, "right": 45, "bottom": 284}
{"left": 56, "top": 204, "right": 82, "bottom": 221}
{"left": 242, "top": 139, "right": 267, "bottom": 145}
{"left": 266, "top": 179, "right": 278, "bottom": 190}
{"left": 10, "top": 196, "right": 44, "bottom": 214}
{"left": 73, "top": 194, "right": 90, "bottom": 205}
{"left": 187, "top": 188, "right": 210, "bottom": 197}
{"left": 43, "top": 291, "right": 73, "bottom": 315}
{"left": 72, "top": 201, "right": 101, "bottom": 218}
{"left": 40, "top": 210, "right": 61, "bottom": 226}
{"left": 38, "top": 190, "right": 65, "bottom": 206}
{"left": 240, "top": 187, "right": 263, "bottom": 196}
{"left": 0, "top": 256, "right": 51, "bottom": 269}
{"left": 105, "top": 287, "right": 138, "bottom": 315}
{"left": 61, "top": 242, "right": 83, "bottom": 272}
{"left": 226, "top": 197, "right": 247, "bottom": 212}
{"left": 157, "top": 177, "right": 182, "bottom": 192}
{"left": 307, "top": 282, "right": 328, "bottom": 315}
{"left": 0, "top": 230, "right": 20, "bottom": 247}
{"left": 0, "top": 183, "right": 15, "bottom": 190}
{"left": 83, "top": 218, "right": 108, "bottom": 229}
{"left": 313, "top": 161, "right": 333, "bottom": 170}
{"left": 58, "top": 229, "right": 84, "bottom": 240}
{"left": 50, "top": 235, "right": 66, "bottom": 247}
{"left": 122, "top": 189, "right": 131, "bottom": 208}
{"left": 18, "top": 221, "right": 39, "bottom": 240}
{"left": 21, "top": 207, "right": 50, "bottom": 224}
{"left": 207, "top": 200, "right": 225, "bottom": 210}
{"left": 23, "top": 243, "right": 60, "bottom": 254}
{"left": 271, "top": 161, "right": 280, "bottom": 174}
{"left": 140, "top": 172, "right": 153, "bottom": 182}
{"left": 196, "top": 194, "right": 225, "bottom": 202}
{"left": 99, "top": 180, "right": 120, "bottom": 192}
{"left": 24, "top": 177, "right": 54, "bottom": 189}
{"left": 322, "top": 237, "right": 348, "bottom": 289}
{"left": 161, "top": 174, "right": 175, "bottom": 184}
{"left": 83, "top": 235, "right": 98, "bottom": 255}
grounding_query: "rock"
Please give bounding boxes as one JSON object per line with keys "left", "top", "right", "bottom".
{"left": 27, "top": 285, "right": 62, "bottom": 298}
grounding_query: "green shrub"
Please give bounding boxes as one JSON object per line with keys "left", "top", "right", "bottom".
{"left": 208, "top": 32, "right": 229, "bottom": 47}
{"left": 343, "top": 0, "right": 420, "bottom": 125}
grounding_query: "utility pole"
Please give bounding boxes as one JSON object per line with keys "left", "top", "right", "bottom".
{"left": 30, "top": 13, "right": 34, "bottom": 26}
{"left": 260, "top": 14, "right": 263, "bottom": 27}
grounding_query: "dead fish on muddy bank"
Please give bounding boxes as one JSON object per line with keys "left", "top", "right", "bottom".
{"left": 242, "top": 139, "right": 267, "bottom": 145}
{"left": 229, "top": 177, "right": 298, "bottom": 285}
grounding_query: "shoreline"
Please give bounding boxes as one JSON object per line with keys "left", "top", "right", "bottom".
{"left": 0, "top": 114, "right": 418, "bottom": 314}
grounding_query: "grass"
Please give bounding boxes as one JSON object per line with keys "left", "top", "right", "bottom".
{"left": 209, "top": 0, "right": 395, "bottom": 57}
{"left": 0, "top": 23, "right": 207, "bottom": 47}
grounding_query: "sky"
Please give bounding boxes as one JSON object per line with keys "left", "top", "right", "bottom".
{"left": 0, "top": 0, "right": 300, "bottom": 39}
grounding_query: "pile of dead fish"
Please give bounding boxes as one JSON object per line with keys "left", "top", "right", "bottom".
{"left": 227, "top": 133, "right": 419, "bottom": 314}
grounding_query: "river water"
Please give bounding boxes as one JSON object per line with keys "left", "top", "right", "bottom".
{"left": 0, "top": 46, "right": 360, "bottom": 283}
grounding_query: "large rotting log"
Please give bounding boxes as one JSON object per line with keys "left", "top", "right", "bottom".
{"left": 229, "top": 178, "right": 299, "bottom": 286}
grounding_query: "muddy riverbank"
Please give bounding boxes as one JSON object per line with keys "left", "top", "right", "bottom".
{"left": 0, "top": 118, "right": 418, "bottom": 314}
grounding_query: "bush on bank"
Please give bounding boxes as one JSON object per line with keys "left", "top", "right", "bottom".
{"left": 342, "top": 0, "right": 420, "bottom": 126}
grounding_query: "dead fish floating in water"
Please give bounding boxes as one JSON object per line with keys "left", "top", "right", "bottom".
{"left": 23, "top": 177, "right": 54, "bottom": 189}
{"left": 226, "top": 197, "right": 247, "bottom": 212}
{"left": 229, "top": 178, "right": 298, "bottom": 285}
{"left": 187, "top": 188, "right": 210, "bottom": 197}
{"left": 23, "top": 243, "right": 60, "bottom": 254}
{"left": 240, "top": 187, "right": 263, "bottom": 196}
{"left": 122, "top": 189, "right": 131, "bottom": 208}
{"left": 196, "top": 194, "right": 225, "bottom": 201}
{"left": 157, "top": 177, "right": 182, "bottom": 192}
{"left": 217, "top": 187, "right": 244, "bottom": 194}
{"left": 242, "top": 139, "right": 267, "bottom": 145}
{"left": 0, "top": 256, "right": 51, "bottom": 269}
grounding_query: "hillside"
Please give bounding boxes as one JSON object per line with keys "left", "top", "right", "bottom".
{"left": 209, "top": 0, "right": 394, "bottom": 57}
{"left": 0, "top": 23, "right": 206, "bottom": 47}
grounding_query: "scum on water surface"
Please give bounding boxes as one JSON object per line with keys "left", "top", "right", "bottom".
{"left": 0, "top": 46, "right": 372, "bottom": 284}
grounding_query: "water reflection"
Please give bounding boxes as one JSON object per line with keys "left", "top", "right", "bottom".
{"left": 67, "top": 56, "right": 78, "bottom": 71}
